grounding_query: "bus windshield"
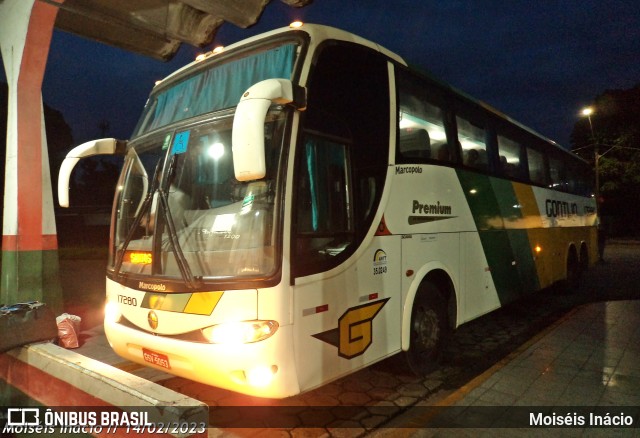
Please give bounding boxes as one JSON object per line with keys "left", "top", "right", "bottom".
{"left": 112, "top": 109, "right": 287, "bottom": 286}
{"left": 133, "top": 42, "right": 298, "bottom": 137}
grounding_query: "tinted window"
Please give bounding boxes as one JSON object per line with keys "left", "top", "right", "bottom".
{"left": 458, "top": 116, "right": 488, "bottom": 170}
{"left": 397, "top": 71, "right": 452, "bottom": 163}
{"left": 294, "top": 43, "right": 389, "bottom": 277}
{"left": 548, "top": 153, "right": 568, "bottom": 191}
{"left": 527, "top": 146, "right": 546, "bottom": 185}
{"left": 497, "top": 135, "right": 524, "bottom": 179}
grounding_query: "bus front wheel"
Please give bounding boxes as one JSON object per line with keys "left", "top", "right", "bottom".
{"left": 405, "top": 282, "right": 449, "bottom": 376}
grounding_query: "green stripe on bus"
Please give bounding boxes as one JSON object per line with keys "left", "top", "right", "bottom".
{"left": 490, "top": 177, "right": 541, "bottom": 294}
{"left": 456, "top": 170, "right": 540, "bottom": 304}
{"left": 456, "top": 170, "right": 502, "bottom": 231}
{"left": 490, "top": 177, "right": 523, "bottom": 226}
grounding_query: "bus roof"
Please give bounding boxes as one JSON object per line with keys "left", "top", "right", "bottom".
{"left": 153, "top": 23, "right": 406, "bottom": 89}
{"left": 152, "top": 23, "right": 582, "bottom": 162}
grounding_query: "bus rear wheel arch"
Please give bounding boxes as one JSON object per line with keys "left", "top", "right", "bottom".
{"left": 405, "top": 277, "right": 453, "bottom": 376}
{"left": 579, "top": 242, "right": 589, "bottom": 273}
{"left": 564, "top": 244, "right": 581, "bottom": 293}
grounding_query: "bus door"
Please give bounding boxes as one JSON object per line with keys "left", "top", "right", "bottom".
{"left": 290, "top": 133, "right": 401, "bottom": 392}
{"left": 288, "top": 41, "right": 400, "bottom": 392}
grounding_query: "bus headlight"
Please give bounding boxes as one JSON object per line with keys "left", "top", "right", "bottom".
{"left": 105, "top": 301, "right": 121, "bottom": 323}
{"left": 202, "top": 320, "right": 278, "bottom": 344}
{"left": 246, "top": 365, "right": 278, "bottom": 387}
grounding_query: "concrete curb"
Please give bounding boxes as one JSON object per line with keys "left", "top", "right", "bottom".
{"left": 1, "top": 342, "right": 208, "bottom": 437}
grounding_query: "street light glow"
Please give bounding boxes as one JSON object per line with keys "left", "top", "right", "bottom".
{"left": 581, "top": 107, "right": 594, "bottom": 117}
{"left": 578, "top": 105, "right": 600, "bottom": 210}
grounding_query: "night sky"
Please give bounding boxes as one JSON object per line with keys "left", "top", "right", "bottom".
{"left": 5, "top": 0, "right": 640, "bottom": 149}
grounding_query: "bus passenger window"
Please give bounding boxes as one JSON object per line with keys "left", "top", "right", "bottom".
{"left": 527, "top": 147, "right": 546, "bottom": 185}
{"left": 458, "top": 116, "right": 488, "bottom": 170}
{"left": 549, "top": 154, "right": 567, "bottom": 191}
{"left": 436, "top": 143, "right": 452, "bottom": 162}
{"left": 497, "top": 135, "right": 524, "bottom": 179}
{"left": 399, "top": 128, "right": 431, "bottom": 160}
{"left": 397, "top": 70, "right": 450, "bottom": 163}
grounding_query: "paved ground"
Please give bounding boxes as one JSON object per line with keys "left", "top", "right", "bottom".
{"left": 374, "top": 300, "right": 640, "bottom": 436}
{"left": 65, "top": 240, "right": 640, "bottom": 436}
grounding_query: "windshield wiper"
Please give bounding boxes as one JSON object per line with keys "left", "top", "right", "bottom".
{"left": 113, "top": 155, "right": 165, "bottom": 280}
{"left": 157, "top": 185, "right": 199, "bottom": 289}
{"left": 157, "top": 154, "right": 200, "bottom": 289}
{"left": 114, "top": 154, "right": 201, "bottom": 290}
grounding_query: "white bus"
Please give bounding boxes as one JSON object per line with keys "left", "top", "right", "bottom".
{"left": 59, "top": 23, "right": 597, "bottom": 398}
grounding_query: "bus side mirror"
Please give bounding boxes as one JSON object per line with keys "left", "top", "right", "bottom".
{"left": 58, "top": 138, "right": 126, "bottom": 207}
{"left": 232, "top": 78, "right": 305, "bottom": 181}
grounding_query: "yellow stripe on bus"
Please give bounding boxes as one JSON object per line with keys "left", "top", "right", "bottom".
{"left": 511, "top": 182, "right": 554, "bottom": 288}
{"left": 511, "top": 182, "right": 543, "bottom": 228}
{"left": 183, "top": 291, "right": 224, "bottom": 315}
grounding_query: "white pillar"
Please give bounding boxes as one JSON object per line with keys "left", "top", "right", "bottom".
{"left": 0, "top": 0, "right": 63, "bottom": 311}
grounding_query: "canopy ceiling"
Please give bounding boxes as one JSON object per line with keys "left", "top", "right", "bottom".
{"left": 52, "top": 0, "right": 312, "bottom": 60}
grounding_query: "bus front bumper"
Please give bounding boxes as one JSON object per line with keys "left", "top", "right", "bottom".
{"left": 104, "top": 319, "right": 300, "bottom": 399}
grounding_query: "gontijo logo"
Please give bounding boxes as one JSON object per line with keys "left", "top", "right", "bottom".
{"left": 147, "top": 310, "right": 159, "bottom": 329}
{"left": 545, "top": 199, "right": 578, "bottom": 218}
{"left": 312, "top": 298, "right": 390, "bottom": 359}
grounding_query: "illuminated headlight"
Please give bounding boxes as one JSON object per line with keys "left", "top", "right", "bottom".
{"left": 105, "top": 301, "right": 121, "bottom": 323}
{"left": 202, "top": 320, "right": 278, "bottom": 344}
{"left": 246, "top": 365, "right": 277, "bottom": 387}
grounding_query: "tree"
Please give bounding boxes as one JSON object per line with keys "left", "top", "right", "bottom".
{"left": 0, "top": 81, "right": 74, "bottom": 205}
{"left": 2, "top": 82, "right": 122, "bottom": 207}
{"left": 571, "top": 84, "right": 640, "bottom": 236}
{"left": 70, "top": 156, "right": 121, "bottom": 206}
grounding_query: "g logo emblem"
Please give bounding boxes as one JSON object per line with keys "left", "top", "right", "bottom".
{"left": 337, "top": 299, "right": 388, "bottom": 358}
{"left": 312, "top": 298, "right": 390, "bottom": 359}
{"left": 148, "top": 311, "right": 158, "bottom": 330}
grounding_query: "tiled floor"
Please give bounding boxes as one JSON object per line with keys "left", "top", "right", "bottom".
{"left": 74, "top": 298, "right": 640, "bottom": 433}
{"left": 462, "top": 300, "right": 640, "bottom": 409}
{"left": 379, "top": 300, "right": 640, "bottom": 434}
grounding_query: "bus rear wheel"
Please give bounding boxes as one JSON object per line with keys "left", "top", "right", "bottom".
{"left": 405, "top": 282, "right": 448, "bottom": 376}
{"left": 564, "top": 248, "right": 581, "bottom": 293}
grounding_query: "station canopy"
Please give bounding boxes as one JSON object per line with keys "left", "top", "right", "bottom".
{"left": 53, "top": 0, "right": 312, "bottom": 61}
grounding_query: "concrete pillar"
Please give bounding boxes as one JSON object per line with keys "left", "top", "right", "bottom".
{"left": 0, "top": 0, "right": 63, "bottom": 312}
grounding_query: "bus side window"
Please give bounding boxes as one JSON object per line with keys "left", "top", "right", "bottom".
{"left": 399, "top": 128, "right": 431, "bottom": 160}
{"left": 526, "top": 146, "right": 546, "bottom": 185}
{"left": 549, "top": 154, "right": 567, "bottom": 191}
{"left": 497, "top": 134, "right": 524, "bottom": 179}
{"left": 458, "top": 116, "right": 488, "bottom": 170}
{"left": 397, "top": 69, "right": 451, "bottom": 164}
{"left": 295, "top": 135, "right": 353, "bottom": 273}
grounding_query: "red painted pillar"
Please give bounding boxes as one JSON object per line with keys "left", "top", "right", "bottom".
{"left": 0, "top": 0, "right": 63, "bottom": 312}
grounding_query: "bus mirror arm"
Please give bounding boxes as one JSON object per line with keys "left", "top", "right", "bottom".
{"left": 232, "top": 79, "right": 306, "bottom": 181}
{"left": 58, "top": 138, "right": 127, "bottom": 208}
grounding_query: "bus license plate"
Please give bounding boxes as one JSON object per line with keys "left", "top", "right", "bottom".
{"left": 142, "top": 348, "right": 171, "bottom": 369}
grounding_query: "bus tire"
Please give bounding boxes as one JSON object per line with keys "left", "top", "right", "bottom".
{"left": 405, "top": 282, "right": 449, "bottom": 376}
{"left": 579, "top": 243, "right": 589, "bottom": 274}
{"left": 564, "top": 248, "right": 581, "bottom": 293}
